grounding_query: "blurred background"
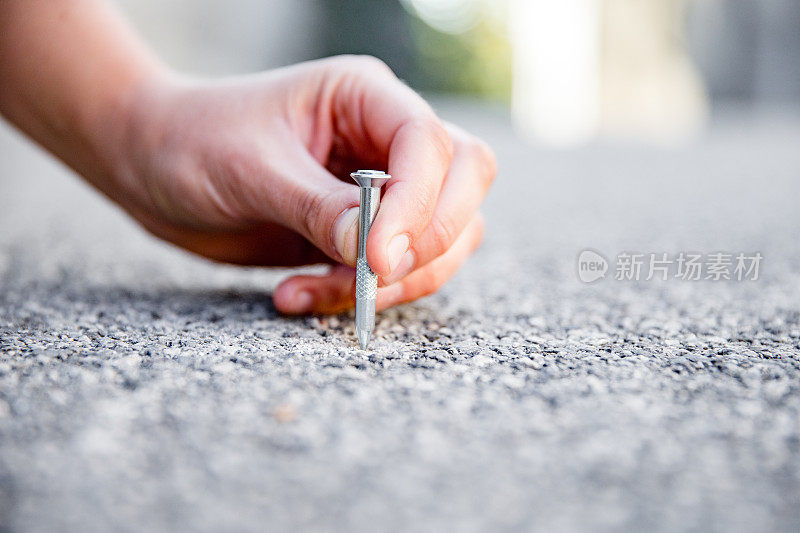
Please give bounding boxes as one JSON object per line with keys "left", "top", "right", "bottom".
{"left": 114, "top": 0, "right": 800, "bottom": 146}
{"left": 2, "top": 4, "right": 800, "bottom": 530}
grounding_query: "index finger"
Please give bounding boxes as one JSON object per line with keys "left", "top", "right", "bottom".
{"left": 328, "top": 56, "right": 453, "bottom": 277}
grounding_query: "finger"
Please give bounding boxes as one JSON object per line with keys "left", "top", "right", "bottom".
{"left": 376, "top": 213, "right": 484, "bottom": 310}
{"left": 367, "top": 115, "right": 453, "bottom": 278}
{"left": 273, "top": 213, "right": 484, "bottom": 315}
{"left": 381, "top": 123, "right": 496, "bottom": 285}
{"left": 273, "top": 265, "right": 355, "bottom": 315}
{"left": 325, "top": 56, "right": 453, "bottom": 278}
{"left": 255, "top": 140, "right": 362, "bottom": 265}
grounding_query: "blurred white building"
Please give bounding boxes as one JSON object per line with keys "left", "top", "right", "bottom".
{"left": 510, "top": 0, "right": 708, "bottom": 147}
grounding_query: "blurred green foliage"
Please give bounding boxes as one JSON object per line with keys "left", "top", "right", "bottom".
{"left": 408, "top": 12, "right": 512, "bottom": 100}
{"left": 316, "top": 0, "right": 510, "bottom": 100}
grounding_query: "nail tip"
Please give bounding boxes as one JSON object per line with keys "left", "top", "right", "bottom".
{"left": 357, "top": 330, "right": 371, "bottom": 350}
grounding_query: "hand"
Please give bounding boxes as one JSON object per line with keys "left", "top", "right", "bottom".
{"left": 115, "top": 55, "right": 496, "bottom": 314}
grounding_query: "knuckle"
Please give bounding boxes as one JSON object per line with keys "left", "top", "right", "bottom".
{"left": 465, "top": 138, "right": 497, "bottom": 186}
{"left": 430, "top": 214, "right": 458, "bottom": 255}
{"left": 418, "top": 117, "right": 454, "bottom": 163}
{"left": 421, "top": 271, "right": 445, "bottom": 297}
{"left": 400, "top": 268, "right": 444, "bottom": 301}
{"left": 339, "top": 54, "right": 395, "bottom": 76}
{"left": 292, "top": 186, "right": 329, "bottom": 241}
{"left": 470, "top": 214, "right": 486, "bottom": 250}
{"left": 473, "top": 213, "right": 486, "bottom": 240}
{"left": 413, "top": 190, "right": 437, "bottom": 222}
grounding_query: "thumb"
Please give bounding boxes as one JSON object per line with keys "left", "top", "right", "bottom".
{"left": 265, "top": 144, "right": 362, "bottom": 265}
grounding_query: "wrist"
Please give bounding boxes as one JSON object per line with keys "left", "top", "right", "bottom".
{"left": 95, "top": 65, "right": 179, "bottom": 217}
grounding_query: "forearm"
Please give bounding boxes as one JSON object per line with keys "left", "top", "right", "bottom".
{"left": 0, "top": 0, "right": 168, "bottom": 200}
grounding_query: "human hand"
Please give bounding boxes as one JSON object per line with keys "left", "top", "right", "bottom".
{"left": 114, "top": 56, "right": 496, "bottom": 314}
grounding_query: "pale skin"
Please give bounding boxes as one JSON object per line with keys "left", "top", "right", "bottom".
{"left": 0, "top": 0, "right": 496, "bottom": 315}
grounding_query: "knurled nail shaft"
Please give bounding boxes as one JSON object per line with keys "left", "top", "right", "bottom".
{"left": 350, "top": 170, "right": 390, "bottom": 349}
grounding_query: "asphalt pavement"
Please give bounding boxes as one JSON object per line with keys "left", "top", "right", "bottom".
{"left": 1, "top": 101, "right": 800, "bottom": 532}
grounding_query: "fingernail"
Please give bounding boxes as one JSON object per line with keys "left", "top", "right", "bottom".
{"left": 287, "top": 290, "right": 313, "bottom": 314}
{"left": 333, "top": 207, "right": 360, "bottom": 265}
{"left": 382, "top": 250, "right": 415, "bottom": 285}
{"left": 387, "top": 234, "right": 410, "bottom": 273}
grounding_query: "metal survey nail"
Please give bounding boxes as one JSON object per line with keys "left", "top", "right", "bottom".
{"left": 350, "top": 169, "right": 390, "bottom": 349}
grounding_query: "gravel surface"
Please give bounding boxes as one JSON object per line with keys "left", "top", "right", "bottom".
{"left": 1, "top": 102, "right": 800, "bottom": 532}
